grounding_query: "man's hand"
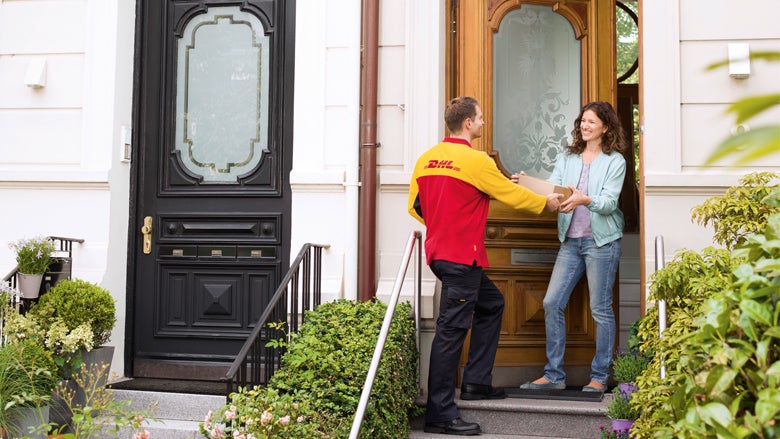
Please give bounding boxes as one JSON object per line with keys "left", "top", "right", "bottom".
{"left": 545, "top": 193, "right": 563, "bottom": 212}
{"left": 510, "top": 171, "right": 527, "bottom": 184}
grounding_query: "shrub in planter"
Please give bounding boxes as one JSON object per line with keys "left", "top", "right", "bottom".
{"left": 30, "top": 279, "right": 116, "bottom": 348}
{"left": 0, "top": 339, "right": 58, "bottom": 437}
{"left": 269, "top": 299, "right": 420, "bottom": 439}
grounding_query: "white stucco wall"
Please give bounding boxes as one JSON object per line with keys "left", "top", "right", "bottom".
{"left": 641, "top": 0, "right": 780, "bottom": 292}
{"left": 0, "top": 0, "right": 134, "bottom": 376}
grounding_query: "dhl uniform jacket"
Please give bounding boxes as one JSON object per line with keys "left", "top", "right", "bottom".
{"left": 408, "top": 137, "right": 547, "bottom": 267}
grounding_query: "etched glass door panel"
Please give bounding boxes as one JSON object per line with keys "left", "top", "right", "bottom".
{"left": 493, "top": 4, "right": 581, "bottom": 179}
{"left": 175, "top": 6, "right": 270, "bottom": 183}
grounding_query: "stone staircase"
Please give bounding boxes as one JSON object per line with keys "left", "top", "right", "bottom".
{"left": 111, "top": 389, "right": 224, "bottom": 439}
{"left": 108, "top": 388, "right": 610, "bottom": 438}
{"left": 409, "top": 391, "right": 612, "bottom": 439}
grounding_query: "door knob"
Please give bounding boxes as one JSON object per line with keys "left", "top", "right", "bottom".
{"left": 141, "top": 216, "right": 153, "bottom": 254}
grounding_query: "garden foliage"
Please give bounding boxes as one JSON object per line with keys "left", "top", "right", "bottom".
{"left": 202, "top": 299, "right": 420, "bottom": 439}
{"left": 631, "top": 173, "right": 780, "bottom": 438}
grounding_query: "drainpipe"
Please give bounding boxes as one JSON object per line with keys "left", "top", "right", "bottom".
{"left": 358, "top": 0, "right": 379, "bottom": 301}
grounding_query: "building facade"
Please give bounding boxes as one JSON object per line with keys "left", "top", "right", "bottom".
{"left": 0, "top": 0, "right": 778, "bottom": 384}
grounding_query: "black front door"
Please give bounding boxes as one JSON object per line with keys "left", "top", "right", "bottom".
{"left": 128, "top": 0, "right": 295, "bottom": 380}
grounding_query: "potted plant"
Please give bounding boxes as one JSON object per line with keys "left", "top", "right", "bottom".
{"left": 0, "top": 339, "right": 58, "bottom": 439}
{"left": 612, "top": 349, "right": 649, "bottom": 391}
{"left": 605, "top": 386, "right": 637, "bottom": 434}
{"left": 8, "top": 237, "right": 56, "bottom": 299}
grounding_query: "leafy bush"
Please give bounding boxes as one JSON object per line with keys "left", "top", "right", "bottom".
{"left": 631, "top": 175, "right": 780, "bottom": 438}
{"left": 269, "top": 299, "right": 420, "bottom": 439}
{"left": 30, "top": 279, "right": 117, "bottom": 347}
{"left": 691, "top": 171, "right": 780, "bottom": 249}
{"left": 200, "top": 387, "right": 318, "bottom": 439}
{"left": 663, "top": 213, "right": 780, "bottom": 438}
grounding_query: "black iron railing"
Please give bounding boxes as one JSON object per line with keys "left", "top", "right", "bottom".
{"left": 224, "top": 242, "right": 329, "bottom": 399}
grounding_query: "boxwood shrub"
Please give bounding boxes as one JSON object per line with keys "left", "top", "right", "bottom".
{"left": 270, "top": 299, "right": 420, "bottom": 439}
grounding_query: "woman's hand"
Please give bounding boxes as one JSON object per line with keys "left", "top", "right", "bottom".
{"left": 559, "top": 186, "right": 591, "bottom": 213}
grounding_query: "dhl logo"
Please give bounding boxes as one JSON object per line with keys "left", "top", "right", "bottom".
{"left": 424, "top": 160, "right": 460, "bottom": 171}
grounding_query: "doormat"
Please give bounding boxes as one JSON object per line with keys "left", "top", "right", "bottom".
{"left": 109, "top": 378, "right": 226, "bottom": 396}
{"left": 505, "top": 386, "right": 605, "bottom": 402}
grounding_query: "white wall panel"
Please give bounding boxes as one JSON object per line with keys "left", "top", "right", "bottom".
{"left": 680, "top": 40, "right": 780, "bottom": 103}
{"left": 0, "top": 0, "right": 87, "bottom": 54}
{"left": 680, "top": 0, "right": 780, "bottom": 41}
{"left": 681, "top": 104, "right": 780, "bottom": 167}
{"left": 378, "top": 45, "right": 405, "bottom": 104}
{"left": 379, "top": 0, "right": 405, "bottom": 46}
{"left": 376, "top": 104, "right": 405, "bottom": 166}
{"left": 0, "top": 54, "right": 84, "bottom": 108}
{"left": 0, "top": 109, "right": 82, "bottom": 164}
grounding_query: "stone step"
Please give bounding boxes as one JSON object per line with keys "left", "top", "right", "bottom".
{"left": 109, "top": 389, "right": 224, "bottom": 438}
{"left": 409, "top": 392, "right": 612, "bottom": 439}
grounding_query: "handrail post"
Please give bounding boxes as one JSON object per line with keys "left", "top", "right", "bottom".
{"left": 414, "top": 232, "right": 422, "bottom": 393}
{"left": 654, "top": 235, "right": 666, "bottom": 379}
{"left": 348, "top": 231, "right": 420, "bottom": 439}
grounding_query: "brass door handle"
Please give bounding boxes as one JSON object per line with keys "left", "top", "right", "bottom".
{"left": 141, "top": 216, "right": 153, "bottom": 254}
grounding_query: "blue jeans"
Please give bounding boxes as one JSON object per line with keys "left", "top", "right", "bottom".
{"left": 542, "top": 237, "right": 621, "bottom": 385}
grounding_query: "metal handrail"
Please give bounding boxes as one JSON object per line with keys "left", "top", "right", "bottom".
{"left": 348, "top": 231, "right": 422, "bottom": 439}
{"left": 224, "top": 242, "right": 330, "bottom": 398}
{"left": 654, "top": 235, "right": 667, "bottom": 379}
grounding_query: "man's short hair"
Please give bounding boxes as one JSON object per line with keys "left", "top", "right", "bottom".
{"left": 444, "top": 96, "right": 479, "bottom": 133}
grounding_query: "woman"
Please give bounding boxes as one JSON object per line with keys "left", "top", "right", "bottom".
{"left": 515, "top": 101, "right": 627, "bottom": 392}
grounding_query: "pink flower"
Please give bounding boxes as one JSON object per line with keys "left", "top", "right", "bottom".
{"left": 132, "top": 430, "right": 150, "bottom": 439}
{"left": 225, "top": 409, "right": 236, "bottom": 420}
{"left": 297, "top": 416, "right": 304, "bottom": 423}
{"left": 278, "top": 415, "right": 290, "bottom": 425}
{"left": 260, "top": 410, "right": 273, "bottom": 425}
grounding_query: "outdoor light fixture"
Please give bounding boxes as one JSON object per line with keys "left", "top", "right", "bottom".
{"left": 24, "top": 57, "right": 47, "bottom": 88}
{"left": 727, "top": 43, "right": 750, "bottom": 79}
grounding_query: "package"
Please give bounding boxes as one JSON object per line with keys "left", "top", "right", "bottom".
{"left": 514, "top": 174, "right": 572, "bottom": 200}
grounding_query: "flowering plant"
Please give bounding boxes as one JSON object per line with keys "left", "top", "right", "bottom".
{"left": 2, "top": 303, "right": 93, "bottom": 379}
{"left": 599, "top": 425, "right": 631, "bottom": 439}
{"left": 200, "top": 386, "right": 319, "bottom": 439}
{"left": 9, "top": 237, "right": 55, "bottom": 274}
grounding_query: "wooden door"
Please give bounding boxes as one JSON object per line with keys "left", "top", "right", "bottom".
{"left": 451, "top": 0, "right": 618, "bottom": 385}
{"left": 128, "top": 0, "right": 295, "bottom": 381}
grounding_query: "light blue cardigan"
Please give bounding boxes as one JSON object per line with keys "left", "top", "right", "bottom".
{"left": 547, "top": 150, "right": 626, "bottom": 247}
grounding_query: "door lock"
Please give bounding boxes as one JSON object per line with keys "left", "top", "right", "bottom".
{"left": 141, "top": 216, "right": 153, "bottom": 254}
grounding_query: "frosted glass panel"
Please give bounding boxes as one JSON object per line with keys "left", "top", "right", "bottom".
{"left": 493, "top": 5, "right": 581, "bottom": 179}
{"left": 175, "top": 7, "right": 270, "bottom": 183}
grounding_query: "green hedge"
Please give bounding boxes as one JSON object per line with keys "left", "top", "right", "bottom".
{"left": 270, "top": 299, "right": 421, "bottom": 439}
{"left": 201, "top": 299, "right": 421, "bottom": 439}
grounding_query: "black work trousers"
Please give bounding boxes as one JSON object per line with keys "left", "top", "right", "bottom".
{"left": 425, "top": 259, "right": 504, "bottom": 423}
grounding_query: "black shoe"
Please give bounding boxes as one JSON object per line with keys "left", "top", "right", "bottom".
{"left": 424, "top": 418, "right": 481, "bottom": 435}
{"left": 460, "top": 383, "right": 507, "bottom": 400}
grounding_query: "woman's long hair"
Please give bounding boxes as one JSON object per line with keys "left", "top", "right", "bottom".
{"left": 566, "top": 101, "right": 626, "bottom": 155}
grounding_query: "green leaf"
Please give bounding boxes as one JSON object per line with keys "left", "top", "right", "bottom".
{"left": 706, "top": 50, "right": 780, "bottom": 70}
{"left": 755, "top": 388, "right": 780, "bottom": 424}
{"left": 705, "top": 366, "right": 738, "bottom": 396}
{"left": 724, "top": 94, "right": 780, "bottom": 124}
{"left": 698, "top": 402, "right": 733, "bottom": 427}
{"left": 740, "top": 299, "right": 773, "bottom": 327}
{"left": 705, "top": 125, "right": 780, "bottom": 165}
